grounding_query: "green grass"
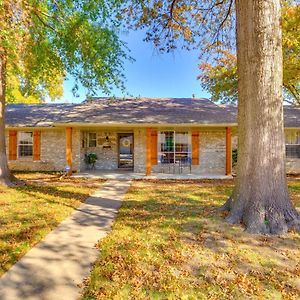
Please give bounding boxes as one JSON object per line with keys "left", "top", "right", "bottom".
{"left": 82, "top": 180, "right": 300, "bottom": 300}
{"left": 0, "top": 172, "right": 102, "bottom": 276}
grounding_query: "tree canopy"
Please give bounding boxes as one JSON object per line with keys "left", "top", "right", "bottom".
{"left": 0, "top": 0, "right": 131, "bottom": 186}
{"left": 121, "top": 1, "right": 299, "bottom": 105}
{"left": 199, "top": 3, "right": 300, "bottom": 105}
{"left": 1, "top": 0, "right": 131, "bottom": 104}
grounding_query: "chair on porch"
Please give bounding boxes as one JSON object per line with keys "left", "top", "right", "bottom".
{"left": 158, "top": 155, "right": 191, "bottom": 174}
{"left": 178, "top": 156, "right": 192, "bottom": 174}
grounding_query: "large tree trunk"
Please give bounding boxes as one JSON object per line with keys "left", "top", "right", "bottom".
{"left": 0, "top": 0, "right": 20, "bottom": 186}
{"left": 222, "top": 0, "right": 300, "bottom": 234}
{"left": 0, "top": 53, "right": 15, "bottom": 186}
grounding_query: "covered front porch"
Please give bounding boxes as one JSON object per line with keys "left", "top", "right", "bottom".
{"left": 64, "top": 125, "right": 234, "bottom": 177}
{"left": 72, "top": 169, "right": 233, "bottom": 180}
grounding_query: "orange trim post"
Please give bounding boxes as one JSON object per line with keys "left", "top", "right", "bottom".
{"left": 33, "top": 130, "right": 41, "bottom": 161}
{"left": 225, "top": 127, "right": 232, "bottom": 175}
{"left": 8, "top": 130, "right": 17, "bottom": 160}
{"left": 151, "top": 130, "right": 158, "bottom": 165}
{"left": 191, "top": 130, "right": 200, "bottom": 165}
{"left": 146, "top": 128, "right": 152, "bottom": 176}
{"left": 66, "top": 127, "right": 73, "bottom": 175}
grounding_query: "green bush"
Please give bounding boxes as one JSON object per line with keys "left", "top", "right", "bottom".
{"left": 84, "top": 152, "right": 98, "bottom": 165}
{"left": 232, "top": 149, "right": 238, "bottom": 167}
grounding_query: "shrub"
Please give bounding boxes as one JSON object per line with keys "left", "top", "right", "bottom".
{"left": 232, "top": 149, "right": 238, "bottom": 167}
{"left": 84, "top": 152, "right": 98, "bottom": 165}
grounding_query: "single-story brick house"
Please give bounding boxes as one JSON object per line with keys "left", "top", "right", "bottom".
{"left": 4, "top": 98, "right": 300, "bottom": 176}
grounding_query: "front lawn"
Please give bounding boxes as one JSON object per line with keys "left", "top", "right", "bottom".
{"left": 83, "top": 180, "right": 300, "bottom": 300}
{"left": 0, "top": 172, "right": 102, "bottom": 276}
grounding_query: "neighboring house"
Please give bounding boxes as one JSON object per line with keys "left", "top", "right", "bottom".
{"left": 4, "top": 98, "right": 300, "bottom": 175}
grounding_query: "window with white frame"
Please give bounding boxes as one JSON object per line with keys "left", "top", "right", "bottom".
{"left": 88, "top": 132, "right": 97, "bottom": 147}
{"left": 18, "top": 131, "right": 33, "bottom": 157}
{"left": 285, "top": 131, "right": 300, "bottom": 158}
{"left": 82, "top": 132, "right": 97, "bottom": 148}
{"left": 158, "top": 131, "right": 191, "bottom": 164}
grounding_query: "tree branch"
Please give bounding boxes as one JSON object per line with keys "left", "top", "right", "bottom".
{"left": 32, "top": 11, "right": 59, "bottom": 34}
{"left": 210, "top": 0, "right": 234, "bottom": 48}
{"left": 284, "top": 83, "right": 300, "bottom": 105}
{"left": 170, "top": 0, "right": 177, "bottom": 19}
{"left": 218, "top": 0, "right": 233, "bottom": 31}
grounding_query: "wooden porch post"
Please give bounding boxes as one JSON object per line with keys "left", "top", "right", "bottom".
{"left": 8, "top": 130, "right": 17, "bottom": 160}
{"left": 33, "top": 130, "right": 41, "bottom": 161}
{"left": 192, "top": 130, "right": 200, "bottom": 165}
{"left": 225, "top": 127, "right": 232, "bottom": 176}
{"left": 146, "top": 128, "right": 152, "bottom": 176}
{"left": 66, "top": 127, "right": 73, "bottom": 175}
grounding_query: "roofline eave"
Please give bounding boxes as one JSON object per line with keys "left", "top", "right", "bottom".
{"left": 4, "top": 123, "right": 300, "bottom": 129}
{"left": 52, "top": 122, "right": 239, "bottom": 128}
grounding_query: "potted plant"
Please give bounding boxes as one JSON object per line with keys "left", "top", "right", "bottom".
{"left": 84, "top": 152, "right": 98, "bottom": 169}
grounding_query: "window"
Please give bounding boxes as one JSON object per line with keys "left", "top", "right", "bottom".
{"left": 158, "top": 131, "right": 191, "bottom": 164}
{"left": 88, "top": 132, "right": 97, "bottom": 147}
{"left": 18, "top": 132, "right": 33, "bottom": 157}
{"left": 285, "top": 131, "right": 300, "bottom": 158}
{"left": 82, "top": 132, "right": 97, "bottom": 148}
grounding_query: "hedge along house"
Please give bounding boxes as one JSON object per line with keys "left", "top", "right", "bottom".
{"left": 4, "top": 98, "right": 300, "bottom": 176}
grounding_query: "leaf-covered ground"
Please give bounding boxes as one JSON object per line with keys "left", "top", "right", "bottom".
{"left": 0, "top": 172, "right": 102, "bottom": 276}
{"left": 83, "top": 180, "right": 300, "bottom": 300}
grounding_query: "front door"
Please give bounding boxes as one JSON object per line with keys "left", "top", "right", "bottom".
{"left": 118, "top": 133, "right": 134, "bottom": 169}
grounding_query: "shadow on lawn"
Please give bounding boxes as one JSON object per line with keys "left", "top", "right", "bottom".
{"left": 80, "top": 183, "right": 300, "bottom": 299}
{"left": 0, "top": 182, "right": 98, "bottom": 275}
{"left": 15, "top": 183, "right": 91, "bottom": 209}
{"left": 0, "top": 233, "right": 106, "bottom": 298}
{"left": 0, "top": 183, "right": 118, "bottom": 299}
{"left": 120, "top": 187, "right": 300, "bottom": 255}
{"left": 117, "top": 196, "right": 300, "bottom": 297}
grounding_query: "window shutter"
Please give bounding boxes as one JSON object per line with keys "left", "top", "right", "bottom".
{"left": 8, "top": 130, "right": 17, "bottom": 160}
{"left": 151, "top": 130, "right": 158, "bottom": 165}
{"left": 192, "top": 130, "right": 199, "bottom": 165}
{"left": 33, "top": 130, "right": 41, "bottom": 161}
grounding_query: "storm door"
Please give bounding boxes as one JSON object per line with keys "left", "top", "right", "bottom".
{"left": 118, "top": 133, "right": 134, "bottom": 169}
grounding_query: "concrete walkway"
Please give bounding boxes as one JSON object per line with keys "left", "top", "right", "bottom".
{"left": 0, "top": 180, "right": 131, "bottom": 300}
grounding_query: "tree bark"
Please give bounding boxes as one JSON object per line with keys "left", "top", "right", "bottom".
{"left": 222, "top": 0, "right": 300, "bottom": 234}
{"left": 0, "top": 0, "right": 21, "bottom": 186}
{"left": 0, "top": 52, "right": 14, "bottom": 186}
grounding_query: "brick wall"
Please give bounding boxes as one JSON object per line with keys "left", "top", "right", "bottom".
{"left": 191, "top": 130, "right": 226, "bottom": 175}
{"left": 80, "top": 131, "right": 119, "bottom": 171}
{"left": 5, "top": 127, "right": 300, "bottom": 175}
{"left": 133, "top": 128, "right": 146, "bottom": 173}
{"left": 72, "top": 128, "right": 81, "bottom": 171}
{"left": 6, "top": 128, "right": 81, "bottom": 172}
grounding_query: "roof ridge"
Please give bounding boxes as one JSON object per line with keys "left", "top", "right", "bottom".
{"left": 83, "top": 97, "right": 212, "bottom": 102}
{"left": 6, "top": 103, "right": 79, "bottom": 106}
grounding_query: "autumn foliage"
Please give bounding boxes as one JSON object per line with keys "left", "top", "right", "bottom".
{"left": 199, "top": 4, "right": 300, "bottom": 105}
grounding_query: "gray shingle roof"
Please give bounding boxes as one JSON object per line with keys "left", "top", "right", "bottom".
{"left": 5, "top": 103, "right": 76, "bottom": 127}
{"left": 4, "top": 97, "right": 300, "bottom": 128}
{"left": 282, "top": 106, "right": 300, "bottom": 128}
{"left": 223, "top": 105, "right": 300, "bottom": 128}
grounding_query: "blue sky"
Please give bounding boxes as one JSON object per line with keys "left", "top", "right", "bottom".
{"left": 60, "top": 30, "right": 210, "bottom": 103}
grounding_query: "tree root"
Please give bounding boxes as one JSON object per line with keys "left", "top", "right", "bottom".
{"left": 225, "top": 213, "right": 242, "bottom": 225}
{"left": 220, "top": 193, "right": 300, "bottom": 235}
{"left": 218, "top": 196, "right": 233, "bottom": 212}
{"left": 0, "top": 173, "right": 24, "bottom": 187}
{"left": 287, "top": 218, "right": 300, "bottom": 232}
